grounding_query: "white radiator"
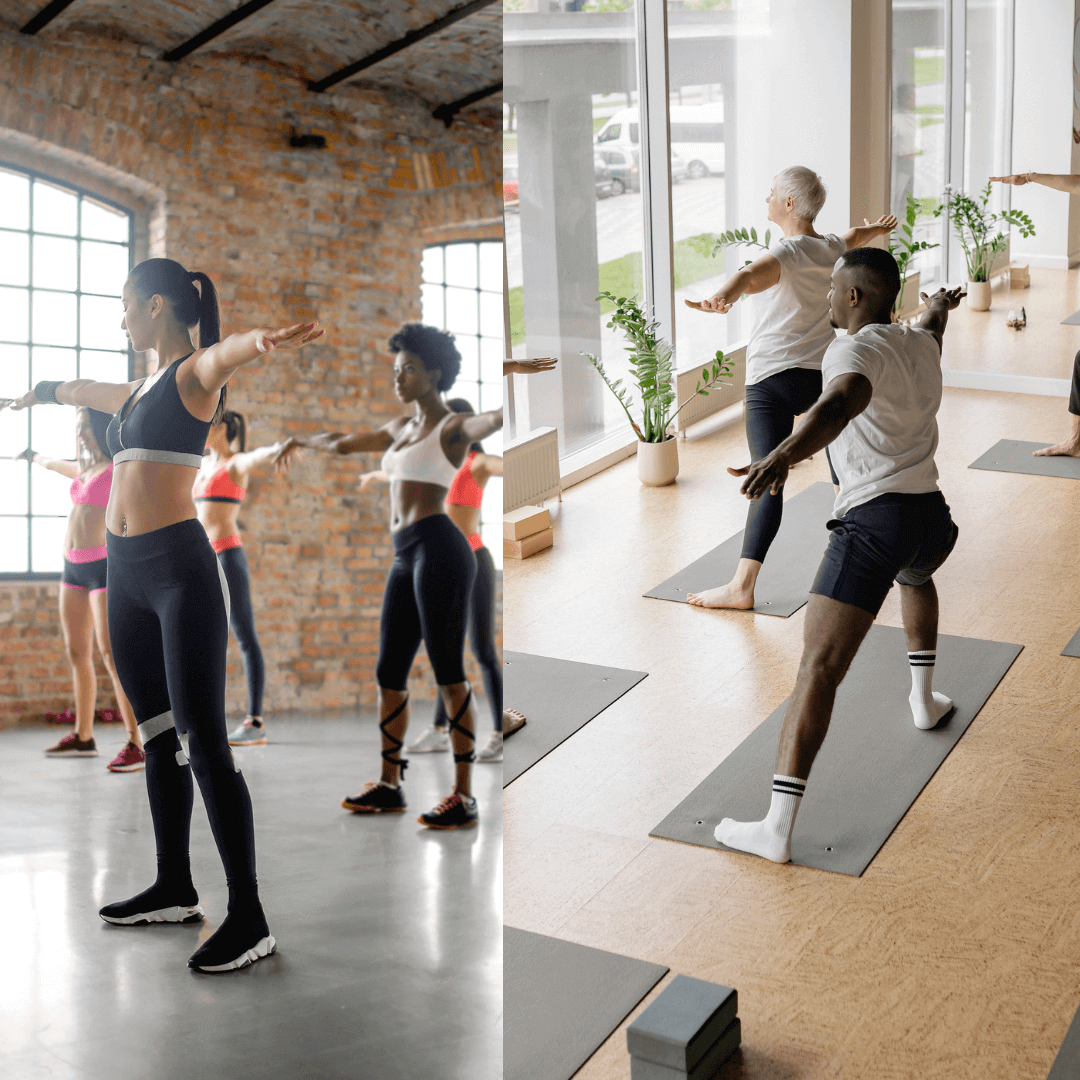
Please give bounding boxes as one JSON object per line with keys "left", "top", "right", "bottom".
{"left": 503, "top": 426, "right": 561, "bottom": 511}
{"left": 674, "top": 342, "right": 746, "bottom": 435}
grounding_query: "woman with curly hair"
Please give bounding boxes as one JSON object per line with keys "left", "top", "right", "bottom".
{"left": 274, "top": 324, "right": 502, "bottom": 829}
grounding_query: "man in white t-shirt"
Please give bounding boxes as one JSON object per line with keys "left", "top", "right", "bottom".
{"left": 714, "top": 246, "right": 965, "bottom": 864}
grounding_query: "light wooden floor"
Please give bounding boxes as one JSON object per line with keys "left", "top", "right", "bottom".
{"left": 504, "top": 278, "right": 1080, "bottom": 1079}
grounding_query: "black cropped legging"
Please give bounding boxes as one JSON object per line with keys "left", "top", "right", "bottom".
{"left": 741, "top": 366, "right": 839, "bottom": 563}
{"left": 434, "top": 544, "right": 502, "bottom": 731}
{"left": 107, "top": 519, "right": 259, "bottom": 908}
{"left": 217, "top": 546, "right": 265, "bottom": 717}
{"left": 375, "top": 514, "right": 476, "bottom": 692}
{"left": 1069, "top": 350, "right": 1080, "bottom": 415}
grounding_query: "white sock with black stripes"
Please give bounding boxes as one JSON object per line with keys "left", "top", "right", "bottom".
{"left": 908, "top": 649, "right": 953, "bottom": 730}
{"left": 714, "top": 774, "right": 805, "bottom": 864}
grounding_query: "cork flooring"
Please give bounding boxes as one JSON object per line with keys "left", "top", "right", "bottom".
{"left": 504, "top": 272, "right": 1080, "bottom": 1079}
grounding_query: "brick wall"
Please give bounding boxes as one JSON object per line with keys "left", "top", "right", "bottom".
{"left": 0, "top": 28, "right": 502, "bottom": 724}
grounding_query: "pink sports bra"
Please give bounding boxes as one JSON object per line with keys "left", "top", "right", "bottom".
{"left": 70, "top": 463, "right": 112, "bottom": 507}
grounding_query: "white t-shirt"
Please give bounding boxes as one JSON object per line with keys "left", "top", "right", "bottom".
{"left": 744, "top": 233, "right": 847, "bottom": 386}
{"left": 821, "top": 322, "right": 943, "bottom": 518}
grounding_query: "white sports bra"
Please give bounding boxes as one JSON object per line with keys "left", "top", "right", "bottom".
{"left": 380, "top": 413, "right": 458, "bottom": 488}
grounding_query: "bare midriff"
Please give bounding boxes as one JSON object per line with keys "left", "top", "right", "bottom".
{"left": 66, "top": 502, "right": 107, "bottom": 552}
{"left": 389, "top": 480, "right": 451, "bottom": 533}
{"left": 445, "top": 502, "right": 480, "bottom": 540}
{"left": 196, "top": 498, "right": 244, "bottom": 544}
{"left": 106, "top": 461, "right": 201, "bottom": 537}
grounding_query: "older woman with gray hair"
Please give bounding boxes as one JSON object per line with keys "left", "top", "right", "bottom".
{"left": 684, "top": 166, "right": 897, "bottom": 610}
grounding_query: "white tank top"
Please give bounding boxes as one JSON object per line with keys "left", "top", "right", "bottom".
{"left": 380, "top": 413, "right": 458, "bottom": 488}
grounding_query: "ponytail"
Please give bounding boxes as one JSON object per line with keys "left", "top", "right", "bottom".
{"left": 222, "top": 410, "right": 247, "bottom": 452}
{"left": 189, "top": 271, "right": 220, "bottom": 348}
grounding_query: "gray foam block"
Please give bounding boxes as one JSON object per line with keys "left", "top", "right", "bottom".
{"left": 505, "top": 926, "right": 669, "bottom": 1080}
{"left": 627, "top": 974, "right": 737, "bottom": 1071}
{"left": 630, "top": 1018, "right": 741, "bottom": 1080}
{"left": 968, "top": 439, "right": 1080, "bottom": 480}
{"left": 643, "top": 482, "right": 836, "bottom": 618}
{"left": 1061, "top": 626, "right": 1080, "bottom": 658}
{"left": 650, "top": 625, "right": 1022, "bottom": 876}
{"left": 1061, "top": 310, "right": 1080, "bottom": 325}
{"left": 503, "top": 652, "right": 648, "bottom": 787}
{"left": 1049, "top": 999, "right": 1080, "bottom": 1078}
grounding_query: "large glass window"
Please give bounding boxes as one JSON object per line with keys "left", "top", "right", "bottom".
{"left": 0, "top": 166, "right": 132, "bottom": 577}
{"left": 421, "top": 241, "right": 504, "bottom": 564}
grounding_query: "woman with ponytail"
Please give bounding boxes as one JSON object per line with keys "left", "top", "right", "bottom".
{"left": 25, "top": 408, "right": 144, "bottom": 772}
{"left": 195, "top": 410, "right": 287, "bottom": 746}
{"left": 3, "top": 257, "right": 322, "bottom": 973}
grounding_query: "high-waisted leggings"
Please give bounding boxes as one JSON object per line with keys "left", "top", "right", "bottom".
{"left": 216, "top": 545, "right": 265, "bottom": 717}
{"left": 107, "top": 519, "right": 258, "bottom": 905}
{"left": 741, "top": 366, "right": 838, "bottom": 563}
{"left": 434, "top": 543, "right": 502, "bottom": 731}
{"left": 375, "top": 514, "right": 476, "bottom": 692}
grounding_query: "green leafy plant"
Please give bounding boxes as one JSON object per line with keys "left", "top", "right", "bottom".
{"left": 889, "top": 191, "right": 939, "bottom": 314}
{"left": 697, "top": 226, "right": 773, "bottom": 267}
{"left": 942, "top": 181, "right": 1035, "bottom": 283}
{"left": 585, "top": 292, "right": 733, "bottom": 443}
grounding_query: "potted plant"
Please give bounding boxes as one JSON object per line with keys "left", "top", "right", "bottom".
{"left": 890, "top": 192, "right": 938, "bottom": 319}
{"left": 586, "top": 292, "right": 732, "bottom": 486}
{"left": 942, "top": 181, "right": 1034, "bottom": 311}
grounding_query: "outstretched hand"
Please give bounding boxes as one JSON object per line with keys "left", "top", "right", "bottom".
{"left": 864, "top": 214, "right": 898, "bottom": 233}
{"left": 920, "top": 286, "right": 967, "bottom": 310}
{"left": 685, "top": 293, "right": 734, "bottom": 315}
{"left": 504, "top": 358, "right": 558, "bottom": 375}
{"left": 728, "top": 454, "right": 789, "bottom": 500}
{"left": 990, "top": 173, "right": 1030, "bottom": 186}
{"left": 254, "top": 322, "right": 324, "bottom": 355}
{"left": 270, "top": 436, "right": 303, "bottom": 474}
{"left": 1, "top": 390, "right": 40, "bottom": 412}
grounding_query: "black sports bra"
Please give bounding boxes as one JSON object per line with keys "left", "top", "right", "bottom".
{"left": 106, "top": 356, "right": 219, "bottom": 469}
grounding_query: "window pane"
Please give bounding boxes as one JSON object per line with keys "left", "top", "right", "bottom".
{"left": 80, "top": 294, "right": 126, "bottom": 351}
{"left": 0, "top": 410, "right": 28, "bottom": 457}
{"left": 478, "top": 381, "right": 502, "bottom": 414}
{"left": 421, "top": 283, "right": 444, "bottom": 326}
{"left": 479, "top": 242, "right": 502, "bottom": 292}
{"left": 480, "top": 342, "right": 503, "bottom": 386}
{"left": 456, "top": 334, "right": 479, "bottom": 382}
{"left": 32, "top": 291, "right": 77, "bottom": 347}
{"left": 31, "top": 516, "right": 67, "bottom": 573}
{"left": 0, "top": 231, "right": 29, "bottom": 286}
{"left": 80, "top": 350, "right": 128, "bottom": 384}
{"left": 479, "top": 291, "right": 503, "bottom": 339}
{"left": 32, "top": 466, "right": 72, "bottom": 517}
{"left": 80, "top": 198, "right": 128, "bottom": 243}
{"left": 33, "top": 181, "right": 77, "bottom": 236}
{"left": 0, "top": 464, "right": 28, "bottom": 513}
{"left": 32, "top": 234, "right": 78, "bottom": 292}
{"left": 481, "top": 517, "right": 502, "bottom": 572}
{"left": 0, "top": 287, "right": 29, "bottom": 343}
{"left": 445, "top": 286, "right": 478, "bottom": 335}
{"left": 445, "top": 243, "right": 478, "bottom": 289}
{"left": 81, "top": 241, "right": 128, "bottom": 296}
{"left": 421, "top": 246, "right": 444, "bottom": 284}
{"left": 0, "top": 516, "right": 28, "bottom": 572}
{"left": 0, "top": 169, "right": 30, "bottom": 231}
{"left": 32, "top": 404, "right": 76, "bottom": 460}
{"left": 31, "top": 346, "right": 77, "bottom": 385}
{"left": 450, "top": 381, "right": 480, "bottom": 413}
{"left": 0, "top": 344, "right": 29, "bottom": 398}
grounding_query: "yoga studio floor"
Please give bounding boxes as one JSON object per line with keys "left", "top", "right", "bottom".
{"left": 0, "top": 708, "right": 502, "bottom": 1080}
{"left": 505, "top": 306, "right": 1080, "bottom": 1075}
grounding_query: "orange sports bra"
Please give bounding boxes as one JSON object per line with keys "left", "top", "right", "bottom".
{"left": 446, "top": 452, "right": 485, "bottom": 508}
{"left": 193, "top": 460, "right": 246, "bottom": 504}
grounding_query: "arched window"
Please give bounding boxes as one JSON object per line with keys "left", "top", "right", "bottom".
{"left": 0, "top": 164, "right": 133, "bottom": 578}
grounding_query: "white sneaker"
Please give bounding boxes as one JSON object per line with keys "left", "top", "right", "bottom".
{"left": 476, "top": 732, "right": 503, "bottom": 762}
{"left": 407, "top": 725, "right": 451, "bottom": 753}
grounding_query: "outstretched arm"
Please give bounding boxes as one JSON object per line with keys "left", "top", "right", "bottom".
{"left": 684, "top": 252, "right": 781, "bottom": 315}
{"left": 730, "top": 372, "right": 873, "bottom": 499}
{"left": 473, "top": 453, "right": 502, "bottom": 480}
{"left": 3, "top": 377, "right": 144, "bottom": 415}
{"left": 455, "top": 406, "right": 502, "bottom": 445}
{"left": 504, "top": 358, "right": 558, "bottom": 376}
{"left": 190, "top": 322, "right": 325, "bottom": 397}
{"left": 25, "top": 451, "right": 79, "bottom": 479}
{"left": 271, "top": 422, "right": 399, "bottom": 472}
{"left": 841, "top": 214, "right": 898, "bottom": 250}
{"left": 992, "top": 172, "right": 1080, "bottom": 194}
{"left": 230, "top": 442, "right": 288, "bottom": 477}
{"left": 914, "top": 286, "right": 967, "bottom": 351}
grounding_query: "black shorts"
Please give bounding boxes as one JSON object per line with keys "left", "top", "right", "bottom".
{"left": 810, "top": 491, "right": 958, "bottom": 616}
{"left": 61, "top": 556, "right": 108, "bottom": 593}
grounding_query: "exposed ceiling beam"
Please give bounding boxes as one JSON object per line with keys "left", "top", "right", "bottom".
{"left": 163, "top": 0, "right": 279, "bottom": 63}
{"left": 432, "top": 81, "right": 501, "bottom": 128}
{"left": 307, "top": 0, "right": 498, "bottom": 94}
{"left": 21, "top": 0, "right": 80, "bottom": 35}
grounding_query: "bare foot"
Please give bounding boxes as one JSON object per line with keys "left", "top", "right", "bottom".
{"left": 1034, "top": 441, "right": 1080, "bottom": 457}
{"left": 503, "top": 709, "right": 526, "bottom": 737}
{"left": 686, "top": 581, "right": 755, "bottom": 609}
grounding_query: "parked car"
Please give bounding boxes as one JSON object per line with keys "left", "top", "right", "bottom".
{"left": 595, "top": 154, "right": 614, "bottom": 199}
{"left": 671, "top": 150, "right": 689, "bottom": 183}
{"left": 503, "top": 164, "right": 519, "bottom": 205}
{"left": 595, "top": 103, "right": 725, "bottom": 178}
{"left": 595, "top": 148, "right": 688, "bottom": 194}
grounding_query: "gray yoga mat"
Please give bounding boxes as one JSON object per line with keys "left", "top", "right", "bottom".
{"left": 1048, "top": 1000, "right": 1080, "bottom": 1078}
{"left": 644, "top": 481, "right": 836, "bottom": 617}
{"left": 651, "top": 625, "right": 1022, "bottom": 876}
{"left": 1060, "top": 310, "right": 1080, "bottom": 325}
{"left": 1062, "top": 626, "right": 1080, "bottom": 658}
{"left": 505, "top": 927, "right": 669, "bottom": 1080}
{"left": 503, "top": 652, "right": 648, "bottom": 787}
{"left": 969, "top": 440, "right": 1080, "bottom": 480}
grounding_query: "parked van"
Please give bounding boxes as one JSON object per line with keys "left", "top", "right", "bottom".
{"left": 594, "top": 103, "right": 724, "bottom": 178}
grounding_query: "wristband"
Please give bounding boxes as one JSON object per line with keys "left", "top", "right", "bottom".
{"left": 33, "top": 380, "right": 62, "bottom": 404}
{"left": 17, "top": 447, "right": 35, "bottom": 462}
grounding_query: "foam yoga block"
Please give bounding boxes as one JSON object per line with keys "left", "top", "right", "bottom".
{"left": 627, "top": 975, "right": 738, "bottom": 1072}
{"left": 504, "top": 527, "right": 554, "bottom": 560}
{"left": 968, "top": 440, "right": 1080, "bottom": 480}
{"left": 630, "top": 1020, "right": 741, "bottom": 1080}
{"left": 504, "top": 504, "right": 551, "bottom": 540}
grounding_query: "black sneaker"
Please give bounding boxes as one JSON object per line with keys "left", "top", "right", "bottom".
{"left": 418, "top": 792, "right": 479, "bottom": 830}
{"left": 99, "top": 883, "right": 203, "bottom": 925}
{"left": 341, "top": 781, "right": 407, "bottom": 814}
{"left": 188, "top": 907, "right": 275, "bottom": 973}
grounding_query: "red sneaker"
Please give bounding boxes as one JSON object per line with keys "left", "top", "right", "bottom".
{"left": 45, "top": 708, "right": 76, "bottom": 724}
{"left": 96, "top": 708, "right": 122, "bottom": 723}
{"left": 108, "top": 742, "right": 146, "bottom": 772}
{"left": 45, "top": 732, "right": 98, "bottom": 757}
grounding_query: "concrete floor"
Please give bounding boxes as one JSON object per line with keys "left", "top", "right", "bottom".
{"left": 0, "top": 709, "right": 502, "bottom": 1080}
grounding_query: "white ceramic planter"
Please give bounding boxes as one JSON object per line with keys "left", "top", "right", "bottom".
{"left": 896, "top": 271, "right": 921, "bottom": 319}
{"left": 967, "top": 280, "right": 992, "bottom": 311}
{"left": 638, "top": 437, "right": 679, "bottom": 486}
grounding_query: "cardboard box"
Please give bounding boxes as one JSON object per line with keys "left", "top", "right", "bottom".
{"left": 1009, "top": 263, "right": 1030, "bottom": 288}
{"left": 504, "top": 528, "right": 553, "bottom": 560}
{"left": 503, "top": 505, "right": 551, "bottom": 541}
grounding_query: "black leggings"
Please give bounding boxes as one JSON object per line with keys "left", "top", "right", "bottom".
{"left": 741, "top": 367, "right": 838, "bottom": 563}
{"left": 434, "top": 544, "right": 502, "bottom": 731}
{"left": 375, "top": 514, "right": 476, "bottom": 691}
{"left": 1070, "top": 350, "right": 1080, "bottom": 415}
{"left": 107, "top": 519, "right": 259, "bottom": 908}
{"left": 217, "top": 546, "right": 265, "bottom": 717}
